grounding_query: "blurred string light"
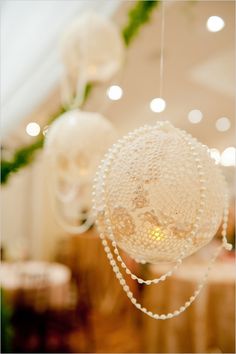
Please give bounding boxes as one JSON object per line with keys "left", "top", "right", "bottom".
{"left": 150, "top": 97, "right": 166, "bottom": 113}
{"left": 188, "top": 109, "right": 203, "bottom": 124}
{"left": 209, "top": 147, "right": 236, "bottom": 167}
{"left": 221, "top": 147, "right": 236, "bottom": 167}
{"left": 106, "top": 85, "right": 123, "bottom": 100}
{"left": 215, "top": 117, "right": 231, "bottom": 132}
{"left": 206, "top": 16, "right": 225, "bottom": 32}
{"left": 26, "top": 122, "right": 41, "bottom": 137}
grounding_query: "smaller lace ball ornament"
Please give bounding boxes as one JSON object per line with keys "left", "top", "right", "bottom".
{"left": 44, "top": 109, "right": 117, "bottom": 233}
{"left": 93, "top": 121, "right": 226, "bottom": 263}
{"left": 61, "top": 12, "right": 124, "bottom": 83}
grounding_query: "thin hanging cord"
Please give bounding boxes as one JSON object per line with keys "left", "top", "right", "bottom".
{"left": 159, "top": 0, "right": 165, "bottom": 98}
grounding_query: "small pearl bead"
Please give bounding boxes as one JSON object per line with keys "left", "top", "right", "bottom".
{"left": 167, "top": 313, "right": 174, "bottom": 319}
{"left": 224, "top": 243, "right": 232, "bottom": 251}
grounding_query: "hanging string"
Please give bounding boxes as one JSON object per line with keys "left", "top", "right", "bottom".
{"left": 159, "top": 0, "right": 165, "bottom": 98}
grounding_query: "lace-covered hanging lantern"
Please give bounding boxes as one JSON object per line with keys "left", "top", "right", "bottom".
{"left": 45, "top": 109, "right": 118, "bottom": 234}
{"left": 93, "top": 121, "right": 226, "bottom": 263}
{"left": 92, "top": 121, "right": 232, "bottom": 320}
{"left": 61, "top": 12, "right": 124, "bottom": 83}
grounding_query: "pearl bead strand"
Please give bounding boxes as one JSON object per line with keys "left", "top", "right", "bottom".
{"left": 92, "top": 121, "right": 232, "bottom": 319}
{"left": 96, "top": 228, "right": 223, "bottom": 319}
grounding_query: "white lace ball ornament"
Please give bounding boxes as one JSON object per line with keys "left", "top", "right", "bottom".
{"left": 61, "top": 12, "right": 124, "bottom": 82}
{"left": 93, "top": 121, "right": 226, "bottom": 263}
{"left": 45, "top": 109, "right": 118, "bottom": 233}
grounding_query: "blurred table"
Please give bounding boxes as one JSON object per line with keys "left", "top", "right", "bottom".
{"left": 0, "top": 261, "right": 71, "bottom": 310}
{"left": 56, "top": 228, "right": 140, "bottom": 316}
{"left": 142, "top": 246, "right": 235, "bottom": 353}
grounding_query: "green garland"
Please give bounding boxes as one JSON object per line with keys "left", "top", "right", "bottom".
{"left": 1, "top": 0, "right": 159, "bottom": 185}
{"left": 123, "top": 0, "right": 159, "bottom": 46}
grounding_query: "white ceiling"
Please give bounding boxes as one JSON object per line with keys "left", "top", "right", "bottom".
{"left": 190, "top": 49, "right": 234, "bottom": 98}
